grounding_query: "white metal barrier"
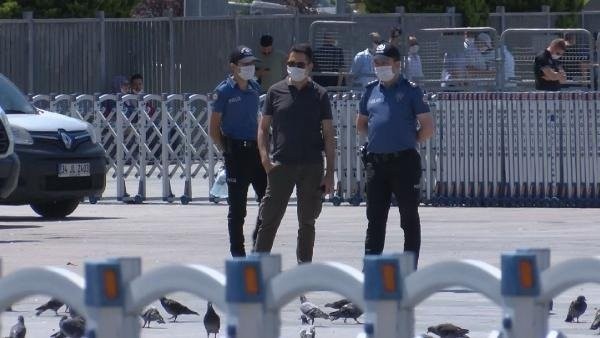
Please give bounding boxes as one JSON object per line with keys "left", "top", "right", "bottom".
{"left": 1, "top": 249, "right": 597, "bottom": 338}
{"left": 29, "top": 91, "right": 600, "bottom": 207}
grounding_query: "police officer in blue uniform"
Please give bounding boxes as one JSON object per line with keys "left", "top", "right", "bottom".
{"left": 210, "top": 46, "right": 267, "bottom": 257}
{"left": 356, "top": 44, "right": 435, "bottom": 267}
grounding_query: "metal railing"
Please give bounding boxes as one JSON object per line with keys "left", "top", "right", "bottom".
{"left": 0, "top": 248, "right": 594, "bottom": 338}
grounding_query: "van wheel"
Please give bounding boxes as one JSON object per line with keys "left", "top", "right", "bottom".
{"left": 30, "top": 199, "right": 80, "bottom": 219}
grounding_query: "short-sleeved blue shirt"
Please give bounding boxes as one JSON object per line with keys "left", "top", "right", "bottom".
{"left": 212, "top": 76, "right": 262, "bottom": 140}
{"left": 359, "top": 77, "right": 430, "bottom": 154}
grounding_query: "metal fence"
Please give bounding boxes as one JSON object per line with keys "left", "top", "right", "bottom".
{"left": 0, "top": 248, "right": 596, "bottom": 338}
{"left": 29, "top": 90, "right": 600, "bottom": 207}
{"left": 2, "top": 11, "right": 600, "bottom": 95}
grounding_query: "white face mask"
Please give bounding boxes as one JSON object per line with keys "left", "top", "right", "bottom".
{"left": 551, "top": 53, "right": 561, "bottom": 60}
{"left": 238, "top": 65, "right": 255, "bottom": 81}
{"left": 374, "top": 66, "right": 395, "bottom": 82}
{"left": 409, "top": 45, "right": 420, "bottom": 54}
{"left": 287, "top": 66, "right": 307, "bottom": 82}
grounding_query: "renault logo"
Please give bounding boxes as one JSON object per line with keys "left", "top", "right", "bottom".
{"left": 58, "top": 129, "right": 73, "bottom": 150}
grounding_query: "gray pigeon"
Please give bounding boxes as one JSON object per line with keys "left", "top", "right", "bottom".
{"left": 9, "top": 315, "right": 26, "bottom": 338}
{"left": 427, "top": 323, "right": 470, "bottom": 338}
{"left": 160, "top": 296, "right": 199, "bottom": 322}
{"left": 299, "top": 325, "right": 315, "bottom": 338}
{"left": 36, "top": 298, "right": 64, "bottom": 316}
{"left": 325, "top": 299, "right": 351, "bottom": 309}
{"left": 203, "top": 302, "right": 220, "bottom": 338}
{"left": 58, "top": 315, "right": 86, "bottom": 338}
{"left": 565, "top": 295, "right": 587, "bottom": 322}
{"left": 589, "top": 308, "right": 600, "bottom": 330}
{"left": 329, "top": 303, "right": 363, "bottom": 323}
{"left": 141, "top": 307, "right": 165, "bottom": 328}
{"left": 299, "top": 296, "right": 329, "bottom": 325}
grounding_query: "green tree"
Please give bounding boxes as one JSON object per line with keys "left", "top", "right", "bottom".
{"left": 0, "top": 0, "right": 139, "bottom": 18}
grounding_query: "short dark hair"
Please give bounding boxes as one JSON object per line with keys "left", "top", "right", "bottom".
{"left": 390, "top": 27, "right": 402, "bottom": 39}
{"left": 288, "top": 43, "right": 313, "bottom": 63}
{"left": 130, "top": 73, "right": 143, "bottom": 82}
{"left": 260, "top": 34, "right": 273, "bottom": 47}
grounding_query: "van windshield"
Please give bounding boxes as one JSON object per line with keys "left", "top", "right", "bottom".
{"left": 0, "top": 74, "right": 35, "bottom": 114}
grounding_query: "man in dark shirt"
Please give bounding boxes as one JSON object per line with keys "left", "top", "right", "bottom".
{"left": 534, "top": 38, "right": 567, "bottom": 91}
{"left": 255, "top": 43, "right": 336, "bottom": 264}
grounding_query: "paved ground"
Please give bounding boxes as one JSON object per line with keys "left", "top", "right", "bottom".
{"left": 1, "top": 181, "right": 600, "bottom": 337}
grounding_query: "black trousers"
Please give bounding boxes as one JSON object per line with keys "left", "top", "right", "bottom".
{"left": 364, "top": 149, "right": 422, "bottom": 266}
{"left": 223, "top": 142, "right": 267, "bottom": 257}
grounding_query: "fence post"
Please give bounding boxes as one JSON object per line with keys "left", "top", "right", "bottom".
{"left": 167, "top": 9, "right": 176, "bottom": 93}
{"left": 85, "top": 260, "right": 125, "bottom": 338}
{"left": 96, "top": 11, "right": 106, "bottom": 93}
{"left": 501, "top": 252, "right": 543, "bottom": 338}
{"left": 446, "top": 7, "right": 456, "bottom": 27}
{"left": 116, "top": 95, "right": 125, "bottom": 201}
{"left": 397, "top": 253, "right": 416, "bottom": 338}
{"left": 226, "top": 254, "right": 280, "bottom": 338}
{"left": 23, "top": 11, "right": 34, "bottom": 94}
{"left": 517, "top": 248, "right": 551, "bottom": 336}
{"left": 542, "top": 6, "right": 551, "bottom": 28}
{"left": 294, "top": 9, "right": 300, "bottom": 44}
{"left": 363, "top": 254, "right": 402, "bottom": 338}
{"left": 234, "top": 12, "right": 240, "bottom": 47}
{"left": 496, "top": 6, "right": 506, "bottom": 32}
{"left": 117, "top": 257, "right": 142, "bottom": 338}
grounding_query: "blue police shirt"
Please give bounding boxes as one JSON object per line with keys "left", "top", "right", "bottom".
{"left": 359, "top": 77, "right": 430, "bottom": 154}
{"left": 212, "top": 76, "right": 262, "bottom": 141}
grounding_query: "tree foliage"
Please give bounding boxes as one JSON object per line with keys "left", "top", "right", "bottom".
{"left": 130, "top": 0, "right": 183, "bottom": 17}
{"left": 0, "top": 0, "right": 139, "bottom": 18}
{"left": 363, "top": 0, "right": 585, "bottom": 26}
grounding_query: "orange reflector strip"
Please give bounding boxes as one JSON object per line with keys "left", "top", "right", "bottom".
{"left": 103, "top": 269, "right": 119, "bottom": 299}
{"left": 519, "top": 260, "right": 534, "bottom": 289}
{"left": 244, "top": 266, "right": 259, "bottom": 295}
{"left": 381, "top": 264, "right": 396, "bottom": 293}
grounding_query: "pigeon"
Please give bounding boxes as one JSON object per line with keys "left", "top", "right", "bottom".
{"left": 9, "top": 315, "right": 26, "bottom": 338}
{"left": 590, "top": 308, "right": 600, "bottom": 330}
{"left": 58, "top": 315, "right": 86, "bottom": 338}
{"left": 160, "top": 296, "right": 199, "bottom": 322}
{"left": 301, "top": 314, "right": 310, "bottom": 325}
{"left": 203, "top": 302, "right": 220, "bottom": 338}
{"left": 329, "top": 303, "right": 363, "bottom": 323}
{"left": 299, "top": 325, "right": 316, "bottom": 338}
{"left": 325, "top": 299, "right": 351, "bottom": 309}
{"left": 140, "top": 307, "right": 165, "bottom": 328}
{"left": 299, "top": 295, "right": 329, "bottom": 325}
{"left": 35, "top": 298, "right": 64, "bottom": 316}
{"left": 565, "top": 295, "right": 587, "bottom": 323}
{"left": 427, "top": 323, "right": 470, "bottom": 338}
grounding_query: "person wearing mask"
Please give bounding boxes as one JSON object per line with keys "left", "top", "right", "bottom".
{"left": 210, "top": 46, "right": 267, "bottom": 257}
{"left": 534, "top": 38, "right": 567, "bottom": 91}
{"left": 256, "top": 34, "right": 286, "bottom": 92}
{"left": 350, "top": 32, "right": 383, "bottom": 89}
{"left": 405, "top": 35, "right": 423, "bottom": 82}
{"left": 254, "top": 43, "right": 335, "bottom": 264}
{"left": 356, "top": 43, "right": 435, "bottom": 268}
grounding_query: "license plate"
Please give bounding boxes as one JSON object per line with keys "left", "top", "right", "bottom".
{"left": 58, "top": 163, "right": 90, "bottom": 177}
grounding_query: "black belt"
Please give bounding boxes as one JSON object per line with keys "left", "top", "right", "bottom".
{"left": 225, "top": 138, "right": 258, "bottom": 149}
{"left": 366, "top": 149, "right": 416, "bottom": 163}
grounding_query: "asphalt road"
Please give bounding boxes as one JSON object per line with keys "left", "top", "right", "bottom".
{"left": 1, "top": 195, "right": 600, "bottom": 338}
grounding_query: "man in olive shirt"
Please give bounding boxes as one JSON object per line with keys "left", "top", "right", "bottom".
{"left": 257, "top": 34, "right": 287, "bottom": 92}
{"left": 254, "top": 43, "right": 336, "bottom": 264}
